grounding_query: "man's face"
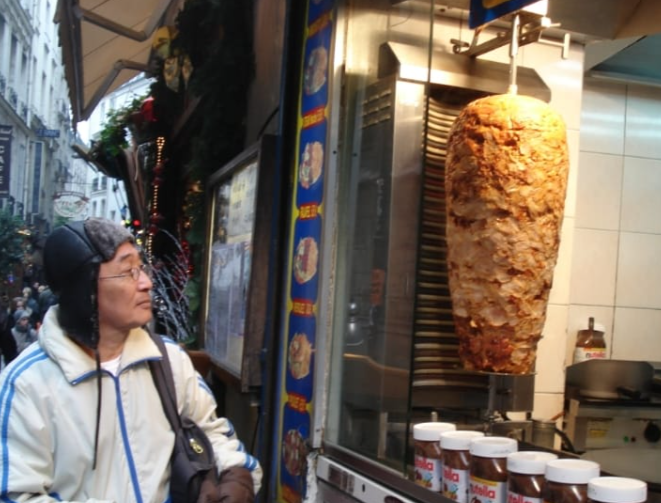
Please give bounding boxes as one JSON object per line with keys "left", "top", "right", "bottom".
{"left": 97, "top": 242, "right": 153, "bottom": 333}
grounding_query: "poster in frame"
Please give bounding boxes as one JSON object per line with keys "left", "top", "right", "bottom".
{"left": 201, "top": 135, "right": 278, "bottom": 391}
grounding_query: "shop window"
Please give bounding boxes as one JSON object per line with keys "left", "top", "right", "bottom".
{"left": 325, "top": 0, "right": 545, "bottom": 479}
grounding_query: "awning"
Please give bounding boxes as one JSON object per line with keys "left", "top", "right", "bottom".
{"left": 56, "top": 0, "right": 184, "bottom": 124}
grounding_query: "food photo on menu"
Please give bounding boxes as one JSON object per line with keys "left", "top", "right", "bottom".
{"left": 299, "top": 141, "right": 324, "bottom": 189}
{"left": 282, "top": 428, "right": 307, "bottom": 477}
{"left": 293, "top": 236, "right": 319, "bottom": 285}
{"left": 303, "top": 46, "right": 328, "bottom": 96}
{"left": 288, "top": 332, "right": 313, "bottom": 380}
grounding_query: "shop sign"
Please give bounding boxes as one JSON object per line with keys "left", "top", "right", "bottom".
{"left": 35, "top": 128, "right": 60, "bottom": 138}
{"left": 0, "top": 125, "right": 12, "bottom": 196}
{"left": 469, "top": 0, "right": 546, "bottom": 28}
{"left": 53, "top": 191, "right": 88, "bottom": 218}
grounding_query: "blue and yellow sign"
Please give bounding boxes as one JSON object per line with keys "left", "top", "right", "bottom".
{"left": 469, "top": 0, "right": 542, "bottom": 28}
{"left": 272, "top": 1, "right": 334, "bottom": 502}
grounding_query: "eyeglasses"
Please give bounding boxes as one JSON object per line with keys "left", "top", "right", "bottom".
{"left": 98, "top": 264, "right": 152, "bottom": 282}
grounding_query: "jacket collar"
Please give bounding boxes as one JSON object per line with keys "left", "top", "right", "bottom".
{"left": 39, "top": 306, "right": 163, "bottom": 383}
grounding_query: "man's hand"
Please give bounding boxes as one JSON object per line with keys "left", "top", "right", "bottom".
{"left": 196, "top": 467, "right": 255, "bottom": 503}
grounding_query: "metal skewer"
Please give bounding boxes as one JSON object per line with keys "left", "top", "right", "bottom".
{"left": 508, "top": 13, "right": 521, "bottom": 95}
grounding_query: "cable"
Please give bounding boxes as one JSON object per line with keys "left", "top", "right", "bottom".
{"left": 555, "top": 426, "right": 578, "bottom": 454}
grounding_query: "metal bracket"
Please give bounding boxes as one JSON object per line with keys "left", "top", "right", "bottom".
{"left": 451, "top": 12, "right": 557, "bottom": 58}
{"left": 537, "top": 32, "right": 572, "bottom": 60}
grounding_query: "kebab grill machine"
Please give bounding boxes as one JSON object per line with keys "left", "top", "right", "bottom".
{"left": 339, "top": 9, "right": 567, "bottom": 457}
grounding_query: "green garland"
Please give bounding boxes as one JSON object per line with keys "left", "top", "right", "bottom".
{"left": 90, "top": 96, "right": 147, "bottom": 165}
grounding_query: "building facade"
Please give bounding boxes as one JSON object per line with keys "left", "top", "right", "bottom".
{"left": 0, "top": 0, "right": 82, "bottom": 232}
{"left": 77, "top": 74, "right": 153, "bottom": 225}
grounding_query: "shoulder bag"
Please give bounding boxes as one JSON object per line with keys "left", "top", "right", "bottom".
{"left": 149, "top": 335, "right": 218, "bottom": 503}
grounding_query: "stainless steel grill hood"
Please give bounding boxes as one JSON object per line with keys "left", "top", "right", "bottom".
{"left": 547, "top": 0, "right": 661, "bottom": 84}
{"left": 378, "top": 42, "right": 551, "bottom": 102}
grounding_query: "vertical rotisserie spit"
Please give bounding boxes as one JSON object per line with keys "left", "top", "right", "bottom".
{"left": 445, "top": 94, "right": 569, "bottom": 374}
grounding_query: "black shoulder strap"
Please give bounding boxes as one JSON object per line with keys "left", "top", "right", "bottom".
{"left": 149, "top": 334, "right": 183, "bottom": 431}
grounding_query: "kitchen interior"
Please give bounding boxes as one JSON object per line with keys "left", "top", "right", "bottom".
{"left": 319, "top": 0, "right": 661, "bottom": 501}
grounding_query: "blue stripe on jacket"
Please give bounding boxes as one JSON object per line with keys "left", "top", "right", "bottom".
{"left": 0, "top": 347, "right": 49, "bottom": 501}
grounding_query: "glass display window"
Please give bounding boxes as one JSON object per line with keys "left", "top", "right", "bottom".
{"left": 324, "top": 0, "right": 548, "bottom": 477}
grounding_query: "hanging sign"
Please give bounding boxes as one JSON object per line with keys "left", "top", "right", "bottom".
{"left": 53, "top": 191, "right": 89, "bottom": 218}
{"left": 0, "top": 125, "right": 12, "bottom": 196}
{"left": 35, "top": 128, "right": 60, "bottom": 138}
{"left": 469, "top": 0, "right": 545, "bottom": 28}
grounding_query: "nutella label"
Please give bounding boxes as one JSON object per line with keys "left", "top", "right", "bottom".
{"left": 573, "top": 347, "right": 606, "bottom": 363}
{"left": 443, "top": 465, "right": 469, "bottom": 503}
{"left": 508, "top": 491, "right": 542, "bottom": 503}
{"left": 414, "top": 454, "right": 442, "bottom": 491}
{"left": 470, "top": 475, "right": 507, "bottom": 503}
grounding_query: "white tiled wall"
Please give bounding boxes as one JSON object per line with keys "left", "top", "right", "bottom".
{"left": 567, "top": 79, "right": 661, "bottom": 368}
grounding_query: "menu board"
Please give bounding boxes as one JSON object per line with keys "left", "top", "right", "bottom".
{"left": 204, "top": 161, "right": 257, "bottom": 376}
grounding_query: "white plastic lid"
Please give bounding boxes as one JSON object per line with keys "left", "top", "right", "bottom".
{"left": 413, "top": 422, "right": 457, "bottom": 441}
{"left": 469, "top": 436, "right": 518, "bottom": 458}
{"left": 507, "top": 451, "right": 558, "bottom": 475}
{"left": 588, "top": 477, "right": 647, "bottom": 503}
{"left": 545, "top": 459, "right": 600, "bottom": 484}
{"left": 440, "top": 430, "right": 485, "bottom": 450}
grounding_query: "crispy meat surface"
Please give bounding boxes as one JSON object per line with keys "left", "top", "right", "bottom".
{"left": 445, "top": 94, "right": 569, "bottom": 374}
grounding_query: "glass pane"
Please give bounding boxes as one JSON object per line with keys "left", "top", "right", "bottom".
{"left": 326, "top": 0, "right": 435, "bottom": 473}
{"left": 204, "top": 160, "right": 257, "bottom": 376}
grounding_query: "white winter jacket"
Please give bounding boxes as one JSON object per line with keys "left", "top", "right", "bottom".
{"left": 0, "top": 307, "right": 262, "bottom": 502}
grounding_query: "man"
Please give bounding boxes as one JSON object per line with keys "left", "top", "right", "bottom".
{"left": 0, "top": 218, "right": 261, "bottom": 502}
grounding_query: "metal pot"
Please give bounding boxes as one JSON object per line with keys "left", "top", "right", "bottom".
{"left": 566, "top": 359, "right": 654, "bottom": 400}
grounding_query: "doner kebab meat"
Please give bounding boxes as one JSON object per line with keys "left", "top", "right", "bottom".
{"left": 445, "top": 94, "right": 569, "bottom": 374}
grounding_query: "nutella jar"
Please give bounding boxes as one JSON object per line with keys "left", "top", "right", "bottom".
{"left": 414, "top": 422, "right": 456, "bottom": 491}
{"left": 440, "top": 430, "right": 485, "bottom": 503}
{"left": 544, "top": 459, "right": 600, "bottom": 503}
{"left": 588, "top": 477, "right": 647, "bottom": 503}
{"left": 469, "top": 436, "right": 518, "bottom": 503}
{"left": 507, "top": 451, "right": 558, "bottom": 503}
{"left": 573, "top": 317, "right": 606, "bottom": 363}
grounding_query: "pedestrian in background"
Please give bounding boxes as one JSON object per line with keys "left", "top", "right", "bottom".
{"left": 10, "top": 310, "right": 37, "bottom": 354}
{"left": 10, "top": 296, "right": 25, "bottom": 325}
{"left": 22, "top": 285, "right": 40, "bottom": 326}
